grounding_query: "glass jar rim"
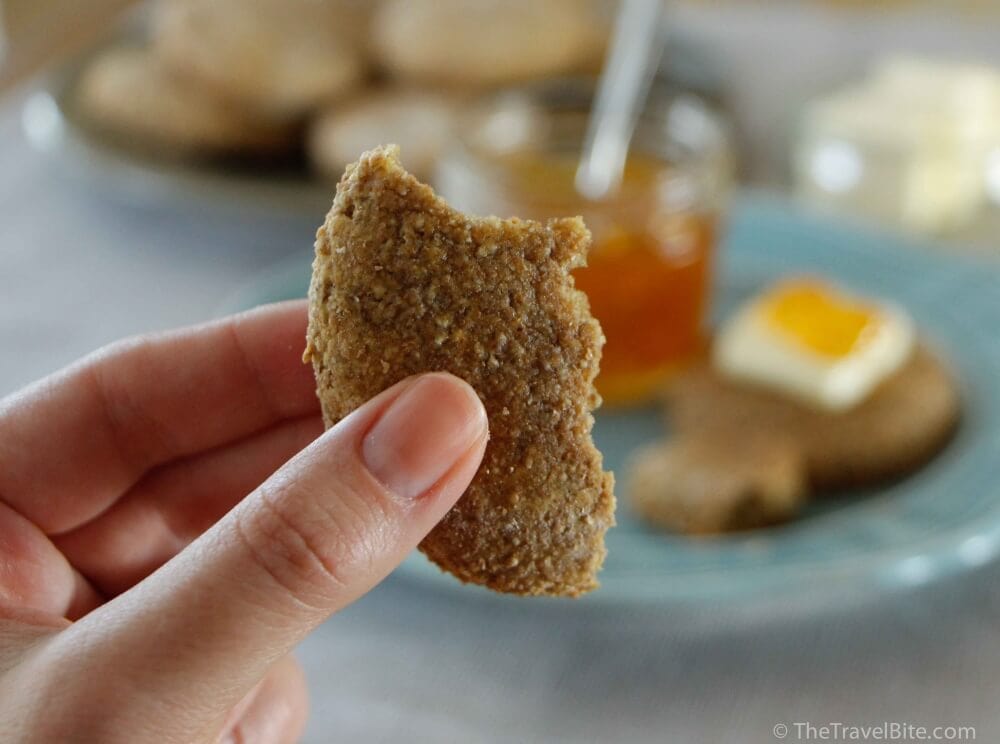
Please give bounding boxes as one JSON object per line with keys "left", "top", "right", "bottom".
{"left": 443, "top": 76, "right": 733, "bottom": 212}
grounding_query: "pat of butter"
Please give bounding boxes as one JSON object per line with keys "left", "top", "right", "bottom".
{"left": 714, "top": 280, "right": 915, "bottom": 411}
{"left": 799, "top": 56, "right": 1000, "bottom": 236}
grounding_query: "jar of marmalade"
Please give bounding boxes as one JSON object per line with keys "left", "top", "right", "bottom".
{"left": 437, "top": 79, "right": 732, "bottom": 406}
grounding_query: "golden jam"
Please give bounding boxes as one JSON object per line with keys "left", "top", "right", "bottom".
{"left": 762, "top": 280, "right": 877, "bottom": 358}
{"left": 573, "top": 224, "right": 714, "bottom": 405}
{"left": 494, "top": 152, "right": 717, "bottom": 405}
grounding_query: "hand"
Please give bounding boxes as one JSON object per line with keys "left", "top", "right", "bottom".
{"left": 0, "top": 300, "right": 488, "bottom": 743}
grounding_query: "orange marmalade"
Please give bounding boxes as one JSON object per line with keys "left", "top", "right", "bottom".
{"left": 491, "top": 151, "right": 717, "bottom": 406}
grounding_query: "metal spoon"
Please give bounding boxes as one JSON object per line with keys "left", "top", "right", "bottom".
{"left": 575, "top": 0, "right": 665, "bottom": 201}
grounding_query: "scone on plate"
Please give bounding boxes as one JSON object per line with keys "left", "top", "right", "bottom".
{"left": 152, "top": 0, "right": 367, "bottom": 120}
{"left": 669, "top": 345, "right": 960, "bottom": 493}
{"left": 308, "top": 89, "right": 459, "bottom": 182}
{"left": 630, "top": 432, "right": 806, "bottom": 535}
{"left": 629, "top": 279, "right": 961, "bottom": 535}
{"left": 75, "top": 46, "right": 295, "bottom": 157}
{"left": 305, "top": 145, "right": 615, "bottom": 596}
{"left": 371, "top": 0, "right": 604, "bottom": 88}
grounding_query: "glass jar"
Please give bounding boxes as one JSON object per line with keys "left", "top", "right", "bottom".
{"left": 437, "top": 78, "right": 733, "bottom": 406}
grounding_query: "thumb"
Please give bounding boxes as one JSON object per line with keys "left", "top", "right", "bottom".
{"left": 50, "top": 373, "right": 487, "bottom": 742}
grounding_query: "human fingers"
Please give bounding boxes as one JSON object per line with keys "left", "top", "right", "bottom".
{"left": 219, "top": 656, "right": 308, "bottom": 744}
{"left": 0, "top": 500, "right": 102, "bottom": 618}
{"left": 41, "top": 373, "right": 487, "bottom": 743}
{"left": 0, "top": 603, "right": 69, "bottom": 676}
{"left": 0, "top": 300, "right": 317, "bottom": 536}
{"left": 55, "top": 414, "right": 323, "bottom": 597}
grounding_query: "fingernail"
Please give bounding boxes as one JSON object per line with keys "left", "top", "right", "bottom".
{"left": 363, "top": 374, "right": 487, "bottom": 500}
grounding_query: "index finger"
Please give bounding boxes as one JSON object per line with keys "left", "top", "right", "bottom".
{"left": 0, "top": 300, "right": 318, "bottom": 535}
{"left": 44, "top": 373, "right": 487, "bottom": 743}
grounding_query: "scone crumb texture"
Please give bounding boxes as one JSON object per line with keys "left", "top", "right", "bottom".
{"left": 306, "top": 145, "right": 615, "bottom": 596}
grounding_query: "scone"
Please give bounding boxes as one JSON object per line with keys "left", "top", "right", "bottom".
{"left": 152, "top": 0, "right": 366, "bottom": 119}
{"left": 668, "top": 345, "right": 961, "bottom": 491}
{"left": 308, "top": 89, "right": 458, "bottom": 182}
{"left": 305, "top": 146, "right": 615, "bottom": 596}
{"left": 371, "top": 0, "right": 603, "bottom": 87}
{"left": 629, "top": 432, "right": 806, "bottom": 535}
{"left": 628, "top": 275, "right": 962, "bottom": 536}
{"left": 75, "top": 46, "right": 294, "bottom": 156}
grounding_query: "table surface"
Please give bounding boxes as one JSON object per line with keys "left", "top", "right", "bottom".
{"left": 2, "top": 92, "right": 999, "bottom": 744}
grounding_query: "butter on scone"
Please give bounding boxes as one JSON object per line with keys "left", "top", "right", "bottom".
{"left": 715, "top": 279, "right": 916, "bottom": 411}
{"left": 629, "top": 277, "right": 960, "bottom": 535}
{"left": 305, "top": 145, "right": 615, "bottom": 597}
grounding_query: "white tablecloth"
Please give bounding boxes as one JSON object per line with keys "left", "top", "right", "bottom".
{"left": 2, "top": 94, "right": 998, "bottom": 744}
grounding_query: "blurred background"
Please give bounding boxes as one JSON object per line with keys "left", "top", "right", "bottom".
{"left": 8, "top": 0, "right": 1000, "bottom": 241}
{"left": 3, "top": 1, "right": 1000, "bottom": 742}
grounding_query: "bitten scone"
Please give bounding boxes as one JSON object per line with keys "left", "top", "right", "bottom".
{"left": 75, "top": 46, "right": 294, "bottom": 156}
{"left": 305, "top": 146, "right": 615, "bottom": 596}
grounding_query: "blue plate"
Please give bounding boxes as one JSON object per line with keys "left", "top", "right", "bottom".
{"left": 224, "top": 195, "right": 1000, "bottom": 608}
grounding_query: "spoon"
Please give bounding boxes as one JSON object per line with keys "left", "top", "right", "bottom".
{"left": 575, "top": 0, "right": 665, "bottom": 201}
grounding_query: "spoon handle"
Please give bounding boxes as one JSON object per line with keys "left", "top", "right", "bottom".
{"left": 575, "top": 0, "right": 665, "bottom": 201}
